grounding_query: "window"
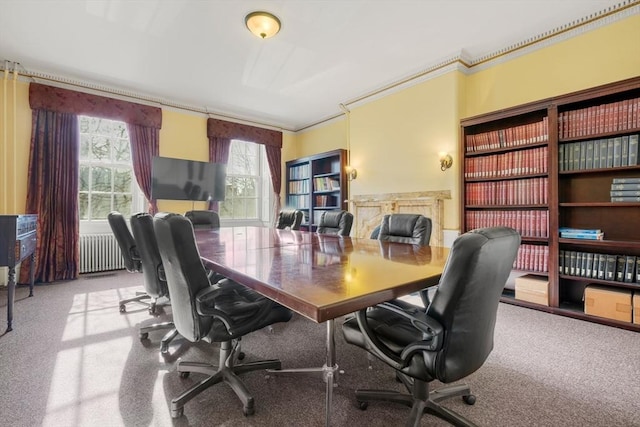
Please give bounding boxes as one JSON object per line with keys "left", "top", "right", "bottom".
{"left": 78, "top": 116, "right": 144, "bottom": 233}
{"left": 218, "top": 140, "right": 271, "bottom": 225}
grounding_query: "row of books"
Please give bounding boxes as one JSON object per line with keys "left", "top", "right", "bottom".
{"left": 610, "top": 177, "right": 640, "bottom": 203}
{"left": 315, "top": 195, "right": 338, "bottom": 208}
{"left": 558, "top": 97, "right": 640, "bottom": 139}
{"left": 286, "top": 195, "right": 309, "bottom": 209}
{"left": 288, "top": 180, "right": 310, "bottom": 194}
{"left": 559, "top": 227, "right": 604, "bottom": 240}
{"left": 465, "top": 117, "right": 548, "bottom": 152}
{"left": 558, "top": 134, "right": 639, "bottom": 171}
{"left": 559, "top": 250, "right": 638, "bottom": 283}
{"left": 289, "top": 164, "right": 310, "bottom": 180}
{"left": 313, "top": 176, "right": 340, "bottom": 192}
{"left": 466, "top": 210, "right": 549, "bottom": 238}
{"left": 465, "top": 177, "right": 548, "bottom": 206}
{"left": 513, "top": 244, "right": 549, "bottom": 273}
{"left": 464, "top": 146, "right": 548, "bottom": 179}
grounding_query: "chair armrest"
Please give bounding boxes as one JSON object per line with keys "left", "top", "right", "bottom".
{"left": 195, "top": 281, "right": 276, "bottom": 337}
{"left": 195, "top": 285, "right": 234, "bottom": 330}
{"left": 355, "top": 302, "right": 444, "bottom": 370}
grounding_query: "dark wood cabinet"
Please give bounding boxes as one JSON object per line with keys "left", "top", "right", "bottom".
{"left": 460, "top": 76, "right": 640, "bottom": 331}
{"left": 0, "top": 214, "right": 37, "bottom": 332}
{"left": 285, "top": 149, "right": 348, "bottom": 230}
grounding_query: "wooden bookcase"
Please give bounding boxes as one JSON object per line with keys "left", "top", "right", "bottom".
{"left": 285, "top": 149, "right": 348, "bottom": 230}
{"left": 460, "top": 76, "right": 640, "bottom": 332}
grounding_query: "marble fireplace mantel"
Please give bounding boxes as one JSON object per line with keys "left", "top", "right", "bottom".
{"left": 347, "top": 190, "right": 451, "bottom": 246}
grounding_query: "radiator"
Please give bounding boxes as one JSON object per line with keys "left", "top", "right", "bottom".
{"left": 80, "top": 234, "right": 126, "bottom": 273}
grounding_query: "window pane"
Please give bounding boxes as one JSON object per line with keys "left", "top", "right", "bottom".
{"left": 79, "top": 193, "right": 89, "bottom": 220}
{"left": 219, "top": 201, "right": 232, "bottom": 218}
{"left": 113, "top": 138, "right": 131, "bottom": 162}
{"left": 92, "top": 167, "right": 112, "bottom": 191}
{"left": 233, "top": 199, "right": 245, "bottom": 217}
{"left": 113, "top": 168, "right": 132, "bottom": 192}
{"left": 79, "top": 166, "right": 90, "bottom": 191}
{"left": 113, "top": 194, "right": 132, "bottom": 216}
{"left": 91, "top": 193, "right": 112, "bottom": 219}
{"left": 245, "top": 198, "right": 258, "bottom": 218}
{"left": 90, "top": 135, "right": 111, "bottom": 161}
{"left": 79, "top": 134, "right": 90, "bottom": 160}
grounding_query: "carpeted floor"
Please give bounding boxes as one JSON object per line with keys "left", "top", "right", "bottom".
{"left": 1, "top": 270, "right": 639, "bottom": 427}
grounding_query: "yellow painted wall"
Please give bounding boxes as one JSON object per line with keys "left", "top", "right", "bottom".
{"left": 295, "top": 119, "right": 347, "bottom": 158}
{"left": 464, "top": 14, "right": 640, "bottom": 118}
{"left": 156, "top": 108, "right": 209, "bottom": 214}
{"left": 0, "top": 78, "right": 31, "bottom": 214}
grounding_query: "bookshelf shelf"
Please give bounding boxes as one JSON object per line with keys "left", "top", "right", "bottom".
{"left": 461, "top": 76, "right": 640, "bottom": 331}
{"left": 285, "top": 149, "right": 348, "bottom": 230}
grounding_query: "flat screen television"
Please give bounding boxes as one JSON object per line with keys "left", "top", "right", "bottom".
{"left": 151, "top": 156, "right": 226, "bottom": 201}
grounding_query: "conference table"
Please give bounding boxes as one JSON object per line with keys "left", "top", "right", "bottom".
{"left": 194, "top": 226, "right": 449, "bottom": 426}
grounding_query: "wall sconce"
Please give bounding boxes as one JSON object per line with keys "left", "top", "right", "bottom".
{"left": 345, "top": 165, "right": 358, "bottom": 181}
{"left": 439, "top": 153, "right": 453, "bottom": 171}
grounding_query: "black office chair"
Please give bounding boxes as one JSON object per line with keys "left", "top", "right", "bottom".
{"left": 108, "top": 211, "right": 152, "bottom": 313}
{"left": 316, "top": 210, "right": 353, "bottom": 236}
{"left": 275, "top": 209, "right": 304, "bottom": 230}
{"left": 377, "top": 213, "right": 433, "bottom": 306}
{"left": 153, "top": 212, "right": 293, "bottom": 419}
{"left": 377, "top": 213, "right": 432, "bottom": 245}
{"left": 185, "top": 210, "right": 220, "bottom": 229}
{"left": 130, "top": 212, "right": 180, "bottom": 355}
{"left": 343, "top": 227, "right": 520, "bottom": 427}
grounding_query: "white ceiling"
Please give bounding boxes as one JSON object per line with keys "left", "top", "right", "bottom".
{"left": 0, "top": 0, "right": 630, "bottom": 131}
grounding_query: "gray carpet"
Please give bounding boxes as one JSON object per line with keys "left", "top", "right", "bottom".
{"left": 1, "top": 270, "right": 639, "bottom": 427}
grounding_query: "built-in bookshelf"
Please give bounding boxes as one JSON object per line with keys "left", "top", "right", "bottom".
{"left": 460, "top": 76, "right": 640, "bottom": 332}
{"left": 285, "top": 149, "right": 348, "bottom": 230}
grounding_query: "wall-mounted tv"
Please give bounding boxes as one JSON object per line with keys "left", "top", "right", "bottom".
{"left": 151, "top": 156, "right": 226, "bottom": 201}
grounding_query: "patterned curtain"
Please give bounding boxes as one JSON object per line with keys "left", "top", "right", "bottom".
{"left": 207, "top": 137, "right": 232, "bottom": 211}
{"left": 20, "top": 109, "right": 79, "bottom": 283}
{"left": 128, "top": 123, "right": 159, "bottom": 214}
{"left": 265, "top": 145, "right": 282, "bottom": 223}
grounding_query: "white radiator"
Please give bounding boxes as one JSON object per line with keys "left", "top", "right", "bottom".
{"left": 80, "top": 234, "right": 126, "bottom": 273}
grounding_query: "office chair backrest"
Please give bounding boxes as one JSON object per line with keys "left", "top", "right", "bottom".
{"left": 131, "top": 212, "right": 169, "bottom": 299}
{"left": 185, "top": 210, "right": 220, "bottom": 229}
{"left": 316, "top": 210, "right": 353, "bottom": 236}
{"left": 108, "top": 211, "right": 142, "bottom": 273}
{"left": 427, "top": 227, "right": 520, "bottom": 383}
{"left": 154, "top": 212, "right": 213, "bottom": 342}
{"left": 377, "top": 213, "right": 431, "bottom": 246}
{"left": 275, "top": 209, "right": 304, "bottom": 230}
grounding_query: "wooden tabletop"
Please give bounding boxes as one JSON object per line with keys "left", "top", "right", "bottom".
{"left": 195, "top": 227, "right": 449, "bottom": 323}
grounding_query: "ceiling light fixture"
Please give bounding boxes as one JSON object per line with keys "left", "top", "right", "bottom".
{"left": 245, "top": 11, "right": 281, "bottom": 39}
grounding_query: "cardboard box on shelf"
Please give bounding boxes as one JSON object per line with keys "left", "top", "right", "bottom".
{"left": 584, "top": 285, "right": 632, "bottom": 323}
{"left": 634, "top": 293, "right": 640, "bottom": 325}
{"left": 514, "top": 275, "right": 549, "bottom": 306}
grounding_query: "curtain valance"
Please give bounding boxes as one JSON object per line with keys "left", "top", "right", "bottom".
{"left": 207, "top": 118, "right": 282, "bottom": 148}
{"left": 29, "top": 83, "right": 162, "bottom": 129}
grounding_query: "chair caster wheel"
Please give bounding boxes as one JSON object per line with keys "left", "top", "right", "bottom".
{"left": 463, "top": 394, "right": 476, "bottom": 405}
{"left": 139, "top": 332, "right": 149, "bottom": 340}
{"left": 357, "top": 401, "right": 368, "bottom": 410}
{"left": 170, "top": 408, "right": 183, "bottom": 418}
{"left": 119, "top": 305, "right": 126, "bottom": 313}
{"left": 243, "top": 406, "right": 254, "bottom": 416}
{"left": 237, "top": 351, "right": 245, "bottom": 360}
{"left": 179, "top": 371, "right": 190, "bottom": 379}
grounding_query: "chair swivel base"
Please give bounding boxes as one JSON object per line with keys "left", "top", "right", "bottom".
{"left": 119, "top": 292, "right": 158, "bottom": 314}
{"left": 170, "top": 340, "right": 281, "bottom": 418}
{"left": 139, "top": 322, "right": 179, "bottom": 355}
{"left": 355, "top": 377, "right": 477, "bottom": 427}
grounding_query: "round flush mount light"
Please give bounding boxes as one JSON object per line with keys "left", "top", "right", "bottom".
{"left": 245, "top": 11, "right": 281, "bottom": 39}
